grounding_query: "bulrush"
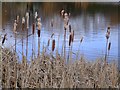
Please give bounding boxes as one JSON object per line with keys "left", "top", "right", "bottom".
{"left": 2, "top": 33, "right": 7, "bottom": 45}
{"left": 37, "top": 18, "right": 42, "bottom": 37}
{"left": 69, "top": 33, "right": 72, "bottom": 46}
{"left": 108, "top": 42, "right": 111, "bottom": 51}
{"left": 26, "top": 12, "right": 29, "bottom": 29}
{"left": 22, "top": 17, "right": 25, "bottom": 31}
{"left": 105, "top": 27, "right": 111, "bottom": 61}
{"left": 107, "top": 27, "right": 110, "bottom": 35}
{"left": 52, "top": 39, "right": 55, "bottom": 51}
{"left": 61, "top": 9, "right": 65, "bottom": 17}
{"left": 13, "top": 20, "right": 17, "bottom": 33}
{"left": 51, "top": 33, "right": 54, "bottom": 38}
{"left": 71, "top": 30, "right": 74, "bottom": 42}
{"left": 47, "top": 39, "right": 50, "bottom": 47}
{"left": 106, "top": 27, "right": 110, "bottom": 40}
{"left": 17, "top": 15, "right": 19, "bottom": 23}
{"left": 64, "top": 13, "right": 68, "bottom": 17}
{"left": 32, "top": 23, "right": 35, "bottom": 35}
{"left": 35, "top": 11, "right": 38, "bottom": 19}
{"left": 80, "top": 36, "right": 83, "bottom": 43}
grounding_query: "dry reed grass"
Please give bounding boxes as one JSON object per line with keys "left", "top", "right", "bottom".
{"left": 0, "top": 47, "right": 119, "bottom": 88}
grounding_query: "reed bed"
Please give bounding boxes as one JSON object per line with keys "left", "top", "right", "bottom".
{"left": 0, "top": 47, "right": 119, "bottom": 88}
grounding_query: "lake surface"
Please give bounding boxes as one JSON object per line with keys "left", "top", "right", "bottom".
{"left": 0, "top": 2, "right": 119, "bottom": 62}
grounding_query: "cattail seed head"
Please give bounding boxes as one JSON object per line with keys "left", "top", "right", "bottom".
{"left": 52, "top": 39, "right": 55, "bottom": 51}
{"left": 106, "top": 27, "right": 110, "bottom": 37}
{"left": 61, "top": 9, "right": 65, "bottom": 17}
{"left": 69, "top": 24, "right": 71, "bottom": 33}
{"left": 17, "top": 15, "right": 19, "bottom": 23}
{"left": 64, "top": 26, "right": 67, "bottom": 31}
{"left": 80, "top": 36, "right": 83, "bottom": 43}
{"left": 51, "top": 33, "right": 54, "bottom": 38}
{"left": 108, "top": 42, "right": 111, "bottom": 51}
{"left": 32, "top": 23, "right": 35, "bottom": 35}
{"left": 47, "top": 39, "right": 50, "bottom": 47}
{"left": 38, "top": 30, "right": 41, "bottom": 37}
{"left": 108, "top": 27, "right": 110, "bottom": 30}
{"left": 64, "top": 12, "right": 68, "bottom": 17}
{"left": 2, "top": 33, "right": 7, "bottom": 45}
{"left": 69, "top": 33, "right": 72, "bottom": 46}
{"left": 71, "top": 30, "right": 74, "bottom": 42}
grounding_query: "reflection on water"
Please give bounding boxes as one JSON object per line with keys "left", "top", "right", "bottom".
{"left": 1, "top": 2, "right": 119, "bottom": 61}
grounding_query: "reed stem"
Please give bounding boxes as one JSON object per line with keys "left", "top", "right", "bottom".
{"left": 105, "top": 39, "right": 108, "bottom": 63}
{"left": 15, "top": 33, "right": 16, "bottom": 53}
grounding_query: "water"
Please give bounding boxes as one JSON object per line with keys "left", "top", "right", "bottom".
{"left": 0, "top": 2, "right": 119, "bottom": 62}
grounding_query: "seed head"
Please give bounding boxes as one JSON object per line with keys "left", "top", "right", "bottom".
{"left": 52, "top": 39, "right": 55, "bottom": 51}
{"left": 47, "top": 39, "right": 50, "bottom": 47}
{"left": 108, "top": 42, "right": 111, "bottom": 51}
{"left": 80, "top": 36, "right": 83, "bottom": 43}
{"left": 69, "top": 33, "right": 72, "bottom": 46}
{"left": 32, "top": 23, "right": 35, "bottom": 35}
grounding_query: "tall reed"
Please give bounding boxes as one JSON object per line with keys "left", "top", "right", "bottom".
{"left": 68, "top": 33, "right": 72, "bottom": 63}
{"left": 105, "top": 27, "right": 110, "bottom": 62}
{"left": 26, "top": 29, "right": 28, "bottom": 60}
{"left": 76, "top": 36, "right": 83, "bottom": 60}
{"left": 15, "top": 32, "right": 17, "bottom": 53}
{"left": 32, "top": 23, "right": 35, "bottom": 60}
{"left": 64, "top": 29, "right": 66, "bottom": 60}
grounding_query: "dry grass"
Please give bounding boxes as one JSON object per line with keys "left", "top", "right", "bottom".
{"left": 0, "top": 47, "right": 119, "bottom": 88}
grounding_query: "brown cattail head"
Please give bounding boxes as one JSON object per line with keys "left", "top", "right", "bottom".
{"left": 38, "top": 30, "right": 41, "bottom": 37}
{"left": 32, "top": 23, "right": 35, "bottom": 35}
{"left": 2, "top": 33, "right": 7, "bottom": 45}
{"left": 80, "top": 36, "right": 83, "bottom": 43}
{"left": 69, "top": 33, "right": 72, "bottom": 46}
{"left": 52, "top": 39, "right": 55, "bottom": 51}
{"left": 47, "top": 39, "right": 50, "bottom": 47}
{"left": 69, "top": 24, "right": 71, "bottom": 33}
{"left": 108, "top": 27, "right": 110, "bottom": 30}
{"left": 108, "top": 42, "right": 111, "bottom": 51}
{"left": 51, "top": 33, "right": 54, "bottom": 38}
{"left": 61, "top": 9, "right": 64, "bottom": 17}
{"left": 64, "top": 26, "right": 67, "bottom": 31}
{"left": 71, "top": 30, "right": 74, "bottom": 42}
